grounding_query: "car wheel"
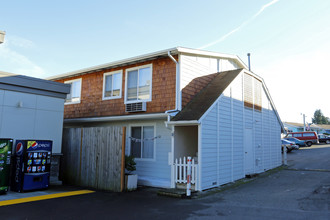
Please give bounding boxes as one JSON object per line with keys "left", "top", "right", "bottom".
{"left": 326, "top": 140, "right": 330, "bottom": 144}
{"left": 306, "top": 141, "right": 312, "bottom": 147}
{"left": 287, "top": 147, "right": 292, "bottom": 153}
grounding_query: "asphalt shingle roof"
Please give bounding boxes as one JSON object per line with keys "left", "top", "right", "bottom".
{"left": 172, "top": 69, "right": 242, "bottom": 121}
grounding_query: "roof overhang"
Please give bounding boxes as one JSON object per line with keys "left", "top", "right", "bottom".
{"left": 0, "top": 71, "right": 70, "bottom": 99}
{"left": 165, "top": 120, "right": 200, "bottom": 126}
{"left": 47, "top": 47, "right": 178, "bottom": 81}
{"left": 64, "top": 113, "right": 168, "bottom": 124}
{"left": 47, "top": 47, "right": 247, "bottom": 81}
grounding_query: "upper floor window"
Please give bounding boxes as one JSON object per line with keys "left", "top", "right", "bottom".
{"left": 65, "top": 78, "right": 82, "bottom": 104}
{"left": 244, "top": 73, "right": 262, "bottom": 111}
{"left": 125, "top": 64, "right": 152, "bottom": 103}
{"left": 103, "top": 70, "right": 122, "bottom": 100}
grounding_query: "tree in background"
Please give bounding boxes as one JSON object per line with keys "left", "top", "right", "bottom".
{"left": 312, "top": 109, "right": 330, "bottom": 124}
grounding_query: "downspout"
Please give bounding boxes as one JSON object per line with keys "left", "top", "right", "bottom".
{"left": 167, "top": 51, "right": 180, "bottom": 189}
{"left": 165, "top": 51, "right": 181, "bottom": 128}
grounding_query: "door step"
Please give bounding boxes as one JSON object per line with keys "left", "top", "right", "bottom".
{"left": 157, "top": 188, "right": 196, "bottom": 199}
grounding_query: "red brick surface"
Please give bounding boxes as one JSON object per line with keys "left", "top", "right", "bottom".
{"left": 55, "top": 57, "right": 176, "bottom": 119}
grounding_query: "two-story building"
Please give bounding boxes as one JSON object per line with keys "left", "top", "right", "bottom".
{"left": 48, "top": 47, "right": 284, "bottom": 191}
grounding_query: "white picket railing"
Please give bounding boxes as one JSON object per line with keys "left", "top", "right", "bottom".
{"left": 174, "top": 157, "right": 198, "bottom": 188}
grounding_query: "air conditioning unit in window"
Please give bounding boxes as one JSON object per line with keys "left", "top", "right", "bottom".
{"left": 125, "top": 102, "right": 147, "bottom": 112}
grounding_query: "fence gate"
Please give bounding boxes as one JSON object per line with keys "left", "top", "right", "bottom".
{"left": 174, "top": 157, "right": 198, "bottom": 189}
{"left": 62, "top": 126, "right": 123, "bottom": 192}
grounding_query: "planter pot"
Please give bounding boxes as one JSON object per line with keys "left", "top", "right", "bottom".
{"left": 125, "top": 174, "right": 138, "bottom": 191}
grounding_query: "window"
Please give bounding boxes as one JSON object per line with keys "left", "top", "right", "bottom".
{"left": 244, "top": 73, "right": 262, "bottom": 111}
{"left": 303, "top": 133, "right": 315, "bottom": 137}
{"left": 293, "top": 133, "right": 302, "bottom": 137}
{"left": 125, "top": 65, "right": 152, "bottom": 103}
{"left": 130, "top": 125, "right": 155, "bottom": 159}
{"left": 103, "top": 71, "right": 122, "bottom": 100}
{"left": 65, "top": 78, "right": 82, "bottom": 104}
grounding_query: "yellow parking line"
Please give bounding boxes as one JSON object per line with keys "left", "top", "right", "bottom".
{"left": 0, "top": 190, "right": 94, "bottom": 207}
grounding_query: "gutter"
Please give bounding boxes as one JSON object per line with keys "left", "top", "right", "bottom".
{"left": 165, "top": 120, "right": 200, "bottom": 126}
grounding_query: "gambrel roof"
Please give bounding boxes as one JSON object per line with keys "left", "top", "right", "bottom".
{"left": 170, "top": 68, "right": 285, "bottom": 133}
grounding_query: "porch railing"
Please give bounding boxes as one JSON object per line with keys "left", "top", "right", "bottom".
{"left": 174, "top": 157, "right": 198, "bottom": 188}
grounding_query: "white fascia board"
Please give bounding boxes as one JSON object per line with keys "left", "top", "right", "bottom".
{"left": 64, "top": 113, "right": 168, "bottom": 123}
{"left": 47, "top": 46, "right": 249, "bottom": 81}
{"left": 165, "top": 120, "right": 200, "bottom": 126}
{"left": 47, "top": 47, "right": 179, "bottom": 80}
{"left": 177, "top": 47, "right": 248, "bottom": 69}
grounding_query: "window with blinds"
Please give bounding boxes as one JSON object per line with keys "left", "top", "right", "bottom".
{"left": 244, "top": 73, "right": 262, "bottom": 111}
{"left": 244, "top": 73, "right": 253, "bottom": 109}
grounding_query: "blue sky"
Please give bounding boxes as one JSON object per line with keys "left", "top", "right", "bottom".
{"left": 1, "top": 0, "right": 330, "bottom": 123}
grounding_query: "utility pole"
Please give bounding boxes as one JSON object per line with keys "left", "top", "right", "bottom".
{"left": 247, "top": 53, "right": 251, "bottom": 71}
{"left": 301, "top": 113, "right": 306, "bottom": 131}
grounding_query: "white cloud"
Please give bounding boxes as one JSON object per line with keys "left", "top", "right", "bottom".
{"left": 10, "top": 35, "right": 35, "bottom": 49}
{"left": 0, "top": 36, "right": 46, "bottom": 78}
{"left": 199, "top": 0, "right": 279, "bottom": 49}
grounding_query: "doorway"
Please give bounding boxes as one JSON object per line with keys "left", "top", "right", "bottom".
{"left": 244, "top": 128, "right": 254, "bottom": 174}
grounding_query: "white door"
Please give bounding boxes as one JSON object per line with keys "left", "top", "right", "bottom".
{"left": 244, "top": 128, "right": 254, "bottom": 174}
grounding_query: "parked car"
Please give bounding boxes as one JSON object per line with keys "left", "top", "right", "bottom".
{"left": 318, "top": 134, "right": 330, "bottom": 144}
{"left": 283, "top": 137, "right": 307, "bottom": 147}
{"left": 286, "top": 131, "right": 318, "bottom": 147}
{"left": 281, "top": 139, "right": 299, "bottom": 152}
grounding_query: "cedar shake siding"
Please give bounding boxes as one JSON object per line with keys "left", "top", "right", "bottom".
{"left": 55, "top": 57, "right": 176, "bottom": 119}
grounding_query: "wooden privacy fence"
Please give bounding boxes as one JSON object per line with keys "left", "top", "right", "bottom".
{"left": 62, "top": 126, "right": 124, "bottom": 192}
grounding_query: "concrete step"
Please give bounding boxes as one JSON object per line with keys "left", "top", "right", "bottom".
{"left": 157, "top": 188, "right": 196, "bottom": 199}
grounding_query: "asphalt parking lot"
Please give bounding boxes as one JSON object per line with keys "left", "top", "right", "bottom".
{"left": 1, "top": 144, "right": 330, "bottom": 220}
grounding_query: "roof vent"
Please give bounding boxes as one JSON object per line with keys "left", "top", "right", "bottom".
{"left": 126, "top": 102, "right": 147, "bottom": 112}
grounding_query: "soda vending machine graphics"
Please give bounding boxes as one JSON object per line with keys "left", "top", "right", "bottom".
{"left": 11, "top": 140, "right": 52, "bottom": 192}
{"left": 0, "top": 139, "right": 13, "bottom": 193}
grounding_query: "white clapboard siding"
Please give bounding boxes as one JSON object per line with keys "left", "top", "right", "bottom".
{"left": 199, "top": 72, "right": 281, "bottom": 190}
{"left": 126, "top": 120, "right": 172, "bottom": 188}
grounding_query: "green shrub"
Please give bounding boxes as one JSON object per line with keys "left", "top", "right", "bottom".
{"left": 125, "top": 155, "right": 136, "bottom": 174}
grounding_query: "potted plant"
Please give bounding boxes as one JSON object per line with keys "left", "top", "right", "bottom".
{"left": 125, "top": 155, "right": 137, "bottom": 191}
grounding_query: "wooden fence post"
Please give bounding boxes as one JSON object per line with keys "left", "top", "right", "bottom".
{"left": 121, "top": 127, "right": 126, "bottom": 192}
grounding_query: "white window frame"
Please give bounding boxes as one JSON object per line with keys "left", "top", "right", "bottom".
{"left": 102, "top": 70, "right": 122, "bottom": 100}
{"left": 124, "top": 64, "right": 152, "bottom": 104}
{"left": 128, "top": 123, "right": 156, "bottom": 161}
{"left": 64, "top": 78, "right": 82, "bottom": 105}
